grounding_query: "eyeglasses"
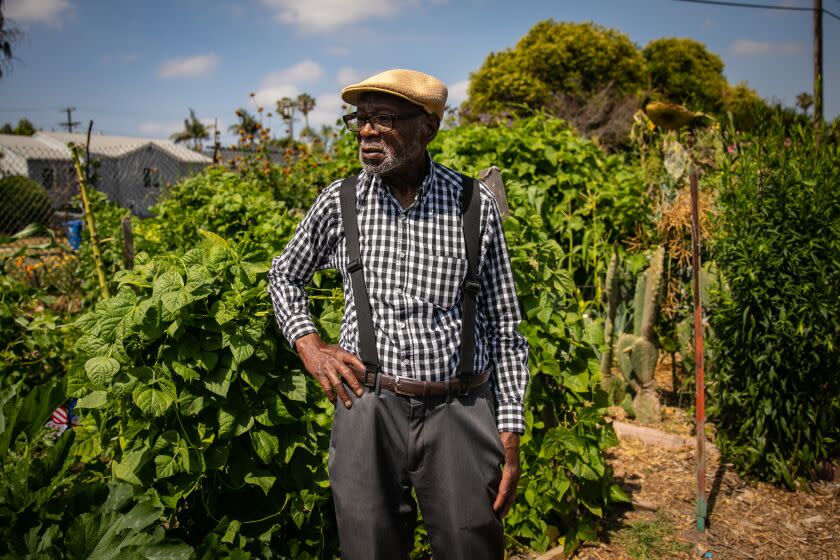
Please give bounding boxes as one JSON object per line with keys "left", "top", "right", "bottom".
{"left": 342, "top": 111, "right": 426, "bottom": 132}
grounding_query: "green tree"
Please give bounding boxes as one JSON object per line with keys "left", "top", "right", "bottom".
{"left": 466, "top": 20, "right": 646, "bottom": 116}
{"left": 296, "top": 93, "right": 316, "bottom": 137}
{"left": 228, "top": 108, "right": 261, "bottom": 139}
{"left": 643, "top": 38, "right": 727, "bottom": 113}
{"left": 170, "top": 108, "right": 209, "bottom": 151}
{"left": 722, "top": 82, "right": 768, "bottom": 131}
{"left": 0, "top": 0, "right": 23, "bottom": 79}
{"left": 795, "top": 92, "right": 814, "bottom": 116}
{"left": 0, "top": 118, "right": 35, "bottom": 135}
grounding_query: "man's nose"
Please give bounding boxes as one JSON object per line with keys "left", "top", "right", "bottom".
{"left": 358, "top": 121, "right": 379, "bottom": 138}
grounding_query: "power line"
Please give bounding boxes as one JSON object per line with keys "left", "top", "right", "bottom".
{"left": 672, "top": 0, "right": 840, "bottom": 20}
{"left": 58, "top": 107, "right": 80, "bottom": 133}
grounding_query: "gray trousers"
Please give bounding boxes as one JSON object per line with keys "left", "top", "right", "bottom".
{"left": 328, "top": 382, "right": 506, "bottom": 560}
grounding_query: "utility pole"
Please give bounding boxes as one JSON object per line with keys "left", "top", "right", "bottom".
{"left": 59, "top": 107, "right": 80, "bottom": 133}
{"left": 814, "top": 0, "right": 823, "bottom": 126}
{"left": 212, "top": 118, "right": 222, "bottom": 164}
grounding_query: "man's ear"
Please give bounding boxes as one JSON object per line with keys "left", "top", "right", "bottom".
{"left": 421, "top": 114, "right": 441, "bottom": 144}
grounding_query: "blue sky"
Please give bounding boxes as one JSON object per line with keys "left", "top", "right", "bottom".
{"left": 1, "top": 0, "right": 837, "bottom": 144}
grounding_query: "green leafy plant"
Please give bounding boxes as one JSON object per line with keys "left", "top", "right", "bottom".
{"left": 70, "top": 233, "right": 339, "bottom": 557}
{"left": 709, "top": 120, "right": 840, "bottom": 486}
{"left": 429, "top": 115, "right": 648, "bottom": 306}
{"left": 499, "top": 182, "right": 628, "bottom": 553}
{"left": 0, "top": 175, "right": 54, "bottom": 234}
{"left": 135, "top": 168, "right": 302, "bottom": 256}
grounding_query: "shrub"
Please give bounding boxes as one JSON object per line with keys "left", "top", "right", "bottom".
{"left": 709, "top": 121, "right": 840, "bottom": 486}
{"left": 135, "top": 167, "right": 302, "bottom": 256}
{"left": 70, "top": 235, "right": 340, "bottom": 557}
{"left": 0, "top": 175, "right": 54, "bottom": 234}
{"left": 429, "top": 116, "right": 648, "bottom": 301}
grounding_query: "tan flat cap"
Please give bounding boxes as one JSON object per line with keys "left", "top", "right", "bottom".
{"left": 341, "top": 69, "right": 448, "bottom": 120}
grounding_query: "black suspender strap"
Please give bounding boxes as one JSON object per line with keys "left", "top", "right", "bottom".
{"left": 458, "top": 174, "right": 482, "bottom": 394}
{"left": 338, "top": 175, "right": 382, "bottom": 393}
{"left": 338, "top": 173, "right": 483, "bottom": 397}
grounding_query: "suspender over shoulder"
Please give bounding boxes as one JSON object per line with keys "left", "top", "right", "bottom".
{"left": 338, "top": 173, "right": 483, "bottom": 395}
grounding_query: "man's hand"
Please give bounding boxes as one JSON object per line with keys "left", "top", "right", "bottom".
{"left": 493, "top": 431, "right": 521, "bottom": 519}
{"left": 295, "top": 333, "right": 365, "bottom": 409}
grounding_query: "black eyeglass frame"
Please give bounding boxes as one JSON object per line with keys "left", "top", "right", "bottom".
{"left": 342, "top": 111, "right": 427, "bottom": 132}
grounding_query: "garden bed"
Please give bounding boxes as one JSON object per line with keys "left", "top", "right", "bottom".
{"left": 573, "top": 357, "right": 840, "bottom": 560}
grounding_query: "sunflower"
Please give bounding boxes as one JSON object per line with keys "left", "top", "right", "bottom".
{"left": 644, "top": 101, "right": 700, "bottom": 131}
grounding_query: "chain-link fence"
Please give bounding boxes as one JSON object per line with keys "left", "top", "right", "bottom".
{"left": 0, "top": 132, "right": 213, "bottom": 235}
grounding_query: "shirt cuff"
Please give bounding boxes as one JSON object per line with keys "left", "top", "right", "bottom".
{"left": 496, "top": 401, "right": 526, "bottom": 435}
{"left": 283, "top": 316, "right": 318, "bottom": 351}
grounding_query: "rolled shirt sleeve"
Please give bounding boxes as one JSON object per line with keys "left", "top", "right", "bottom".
{"left": 479, "top": 194, "right": 530, "bottom": 434}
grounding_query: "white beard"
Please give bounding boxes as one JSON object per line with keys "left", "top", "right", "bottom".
{"left": 359, "top": 144, "right": 404, "bottom": 175}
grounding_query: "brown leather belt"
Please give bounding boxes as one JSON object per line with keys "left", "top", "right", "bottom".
{"left": 351, "top": 368, "right": 491, "bottom": 398}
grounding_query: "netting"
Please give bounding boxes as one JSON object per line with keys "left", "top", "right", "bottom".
{"left": 0, "top": 135, "right": 213, "bottom": 235}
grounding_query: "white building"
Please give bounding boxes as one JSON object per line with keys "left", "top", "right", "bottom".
{"left": 0, "top": 132, "right": 212, "bottom": 217}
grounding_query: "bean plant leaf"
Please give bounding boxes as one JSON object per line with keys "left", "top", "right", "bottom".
{"left": 85, "top": 357, "right": 121, "bottom": 385}
{"left": 250, "top": 430, "right": 279, "bottom": 463}
{"left": 133, "top": 386, "right": 175, "bottom": 417}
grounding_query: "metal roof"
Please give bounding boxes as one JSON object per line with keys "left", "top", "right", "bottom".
{"left": 0, "top": 133, "right": 70, "bottom": 160}
{"left": 0, "top": 132, "right": 212, "bottom": 164}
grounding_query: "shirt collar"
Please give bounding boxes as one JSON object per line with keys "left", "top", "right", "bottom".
{"left": 363, "top": 152, "right": 437, "bottom": 207}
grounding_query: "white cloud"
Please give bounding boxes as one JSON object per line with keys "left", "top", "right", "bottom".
{"left": 5, "top": 0, "right": 70, "bottom": 25}
{"left": 252, "top": 60, "right": 325, "bottom": 108}
{"left": 336, "top": 66, "right": 365, "bottom": 86}
{"left": 266, "top": 59, "right": 325, "bottom": 85}
{"left": 261, "top": 0, "right": 402, "bottom": 32}
{"left": 158, "top": 54, "right": 219, "bottom": 79}
{"left": 253, "top": 85, "right": 300, "bottom": 109}
{"left": 447, "top": 79, "right": 469, "bottom": 108}
{"left": 729, "top": 40, "right": 804, "bottom": 57}
{"left": 138, "top": 121, "right": 183, "bottom": 137}
{"left": 306, "top": 93, "right": 347, "bottom": 130}
{"left": 138, "top": 117, "right": 222, "bottom": 138}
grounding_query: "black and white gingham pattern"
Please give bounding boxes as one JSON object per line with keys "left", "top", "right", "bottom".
{"left": 267, "top": 158, "right": 529, "bottom": 434}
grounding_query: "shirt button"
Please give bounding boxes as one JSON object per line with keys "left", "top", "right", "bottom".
{"left": 395, "top": 287, "right": 402, "bottom": 294}
{"left": 397, "top": 321, "right": 405, "bottom": 330}
{"left": 400, "top": 213, "right": 407, "bottom": 221}
{"left": 399, "top": 251, "right": 406, "bottom": 259}
{"left": 402, "top": 358, "right": 410, "bottom": 365}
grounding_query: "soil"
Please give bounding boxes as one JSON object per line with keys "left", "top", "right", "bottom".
{"left": 572, "top": 355, "right": 840, "bottom": 560}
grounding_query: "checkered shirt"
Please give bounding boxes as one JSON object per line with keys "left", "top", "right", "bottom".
{"left": 267, "top": 158, "right": 529, "bottom": 434}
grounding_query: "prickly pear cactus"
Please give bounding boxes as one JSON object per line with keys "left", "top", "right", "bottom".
{"left": 617, "top": 246, "right": 665, "bottom": 423}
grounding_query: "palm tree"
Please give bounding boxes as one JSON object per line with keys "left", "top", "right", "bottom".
{"left": 297, "top": 93, "right": 316, "bottom": 137}
{"left": 795, "top": 92, "right": 814, "bottom": 116}
{"left": 228, "top": 108, "right": 260, "bottom": 140}
{"left": 277, "top": 97, "right": 297, "bottom": 140}
{"left": 0, "top": 0, "right": 24, "bottom": 79}
{"left": 170, "top": 108, "right": 209, "bottom": 151}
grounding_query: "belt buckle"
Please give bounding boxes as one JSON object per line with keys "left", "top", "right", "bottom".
{"left": 393, "top": 376, "right": 411, "bottom": 396}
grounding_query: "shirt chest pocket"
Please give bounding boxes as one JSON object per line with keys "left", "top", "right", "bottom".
{"left": 406, "top": 253, "right": 468, "bottom": 310}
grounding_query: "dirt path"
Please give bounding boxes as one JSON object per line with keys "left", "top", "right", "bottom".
{"left": 572, "top": 358, "right": 840, "bottom": 560}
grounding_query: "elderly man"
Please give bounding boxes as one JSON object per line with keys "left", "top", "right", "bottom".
{"left": 267, "top": 69, "right": 528, "bottom": 559}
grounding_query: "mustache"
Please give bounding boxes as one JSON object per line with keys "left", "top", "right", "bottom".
{"left": 360, "top": 140, "right": 386, "bottom": 149}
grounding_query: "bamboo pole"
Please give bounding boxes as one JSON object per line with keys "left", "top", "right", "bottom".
{"left": 690, "top": 171, "right": 706, "bottom": 531}
{"left": 69, "top": 144, "right": 110, "bottom": 300}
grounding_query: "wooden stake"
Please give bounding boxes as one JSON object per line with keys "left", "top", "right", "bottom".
{"left": 70, "top": 144, "right": 109, "bottom": 300}
{"left": 121, "top": 215, "right": 135, "bottom": 270}
{"left": 690, "top": 171, "right": 706, "bottom": 531}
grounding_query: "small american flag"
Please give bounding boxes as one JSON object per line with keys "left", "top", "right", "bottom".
{"left": 50, "top": 406, "right": 68, "bottom": 425}
{"left": 45, "top": 399, "right": 78, "bottom": 435}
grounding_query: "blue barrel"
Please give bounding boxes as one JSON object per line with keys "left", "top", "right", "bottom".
{"left": 66, "top": 219, "right": 83, "bottom": 250}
